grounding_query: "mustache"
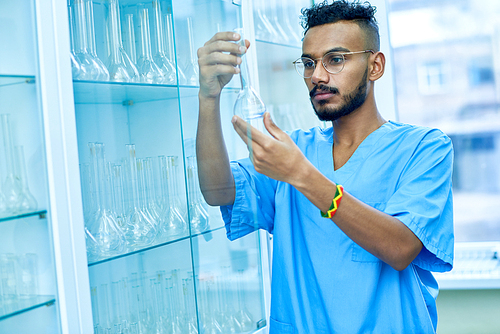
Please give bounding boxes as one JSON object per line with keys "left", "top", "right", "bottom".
{"left": 309, "top": 84, "right": 339, "bottom": 98}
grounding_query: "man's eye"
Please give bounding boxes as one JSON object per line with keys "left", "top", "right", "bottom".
{"left": 302, "top": 59, "right": 315, "bottom": 68}
{"left": 327, "top": 55, "right": 344, "bottom": 65}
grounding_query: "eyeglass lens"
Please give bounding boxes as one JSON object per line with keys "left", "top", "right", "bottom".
{"left": 295, "top": 53, "right": 345, "bottom": 78}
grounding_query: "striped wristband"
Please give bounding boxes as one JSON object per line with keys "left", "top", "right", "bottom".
{"left": 320, "top": 184, "right": 344, "bottom": 218}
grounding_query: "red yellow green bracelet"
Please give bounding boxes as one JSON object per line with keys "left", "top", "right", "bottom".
{"left": 320, "top": 184, "right": 344, "bottom": 218}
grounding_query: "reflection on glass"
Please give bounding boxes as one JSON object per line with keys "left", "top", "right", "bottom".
{"left": 0, "top": 114, "right": 22, "bottom": 215}
{"left": 186, "top": 156, "right": 209, "bottom": 234}
{"left": 182, "top": 17, "right": 199, "bottom": 86}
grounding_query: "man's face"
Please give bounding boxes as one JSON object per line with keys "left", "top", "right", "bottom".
{"left": 302, "top": 22, "right": 371, "bottom": 121}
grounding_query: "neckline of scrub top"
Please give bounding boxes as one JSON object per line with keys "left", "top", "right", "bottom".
{"left": 318, "top": 121, "right": 394, "bottom": 183}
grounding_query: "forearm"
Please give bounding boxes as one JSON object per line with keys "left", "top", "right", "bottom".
{"left": 293, "top": 163, "right": 423, "bottom": 271}
{"left": 196, "top": 94, "right": 235, "bottom": 206}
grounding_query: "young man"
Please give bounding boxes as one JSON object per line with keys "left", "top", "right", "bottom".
{"left": 196, "top": 1, "right": 453, "bottom": 333}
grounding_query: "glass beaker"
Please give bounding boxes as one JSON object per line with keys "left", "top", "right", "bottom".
{"left": 186, "top": 156, "right": 209, "bottom": 234}
{"left": 232, "top": 29, "right": 267, "bottom": 133}
{"left": 152, "top": 1, "right": 176, "bottom": 85}
{"left": 0, "top": 114, "right": 22, "bottom": 214}
{"left": 104, "top": 0, "right": 137, "bottom": 82}
{"left": 158, "top": 156, "right": 186, "bottom": 240}
{"left": 123, "top": 144, "right": 158, "bottom": 249}
{"left": 14, "top": 146, "right": 37, "bottom": 213}
{"left": 136, "top": 6, "right": 163, "bottom": 84}
{"left": 85, "top": 143, "right": 126, "bottom": 260}
{"left": 181, "top": 17, "right": 199, "bottom": 86}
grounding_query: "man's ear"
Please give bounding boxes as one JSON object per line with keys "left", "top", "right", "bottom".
{"left": 369, "top": 51, "right": 385, "bottom": 81}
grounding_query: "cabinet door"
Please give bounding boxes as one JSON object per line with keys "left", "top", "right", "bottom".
{"left": 0, "top": 1, "right": 61, "bottom": 333}
{"left": 68, "top": 0, "right": 269, "bottom": 332}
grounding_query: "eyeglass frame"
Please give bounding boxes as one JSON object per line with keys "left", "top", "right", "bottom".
{"left": 292, "top": 50, "right": 375, "bottom": 78}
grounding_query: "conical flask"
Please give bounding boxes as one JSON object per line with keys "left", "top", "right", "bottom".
{"left": 84, "top": 0, "right": 110, "bottom": 81}
{"left": 158, "top": 156, "right": 186, "bottom": 240}
{"left": 85, "top": 143, "right": 126, "bottom": 260}
{"left": 181, "top": 17, "right": 199, "bottom": 86}
{"left": 104, "top": 0, "right": 137, "bottom": 82}
{"left": 151, "top": 0, "right": 176, "bottom": 85}
{"left": 123, "top": 144, "right": 158, "bottom": 249}
{"left": 234, "top": 270, "right": 254, "bottom": 331}
{"left": 0, "top": 114, "right": 22, "bottom": 214}
{"left": 186, "top": 156, "right": 209, "bottom": 233}
{"left": 136, "top": 6, "right": 163, "bottom": 84}
{"left": 232, "top": 29, "right": 266, "bottom": 133}
{"left": 14, "top": 146, "right": 37, "bottom": 212}
{"left": 163, "top": 13, "right": 185, "bottom": 84}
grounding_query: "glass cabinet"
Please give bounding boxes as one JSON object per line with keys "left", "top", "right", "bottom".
{"left": 1, "top": 0, "right": 329, "bottom": 332}
{"left": 0, "top": 1, "right": 61, "bottom": 333}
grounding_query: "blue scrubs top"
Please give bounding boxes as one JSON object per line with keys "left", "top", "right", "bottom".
{"left": 221, "top": 121, "right": 454, "bottom": 334}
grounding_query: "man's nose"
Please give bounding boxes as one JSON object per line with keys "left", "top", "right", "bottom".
{"left": 310, "top": 61, "right": 330, "bottom": 86}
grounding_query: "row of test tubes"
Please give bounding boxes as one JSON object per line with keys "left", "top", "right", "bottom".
{"left": 0, "top": 253, "right": 39, "bottom": 314}
{"left": 91, "top": 268, "right": 255, "bottom": 334}
{"left": 0, "top": 114, "right": 38, "bottom": 218}
{"left": 69, "top": 0, "right": 198, "bottom": 85}
{"left": 81, "top": 142, "right": 209, "bottom": 263}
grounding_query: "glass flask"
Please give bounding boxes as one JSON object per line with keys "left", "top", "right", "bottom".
{"left": 123, "top": 14, "right": 138, "bottom": 65}
{"left": 84, "top": 0, "right": 110, "bottom": 80}
{"left": 137, "top": 159, "right": 158, "bottom": 231}
{"left": 104, "top": 0, "right": 137, "bottom": 82}
{"left": 110, "top": 164, "right": 128, "bottom": 232}
{"left": 152, "top": 0, "right": 176, "bottom": 85}
{"left": 0, "top": 114, "right": 22, "bottom": 214}
{"left": 69, "top": 0, "right": 102, "bottom": 80}
{"left": 182, "top": 277, "right": 199, "bottom": 334}
{"left": 232, "top": 29, "right": 267, "bottom": 133}
{"left": 136, "top": 7, "right": 163, "bottom": 84}
{"left": 123, "top": 144, "right": 158, "bottom": 249}
{"left": 14, "top": 146, "right": 37, "bottom": 213}
{"left": 85, "top": 143, "right": 126, "bottom": 261}
{"left": 269, "top": 0, "right": 291, "bottom": 44}
{"left": 182, "top": 17, "right": 199, "bottom": 86}
{"left": 163, "top": 13, "right": 186, "bottom": 85}
{"left": 218, "top": 268, "right": 240, "bottom": 334}
{"left": 234, "top": 270, "right": 254, "bottom": 331}
{"left": 200, "top": 276, "right": 223, "bottom": 334}
{"left": 186, "top": 156, "right": 209, "bottom": 234}
{"left": 279, "top": 0, "right": 300, "bottom": 46}
{"left": 158, "top": 156, "right": 186, "bottom": 240}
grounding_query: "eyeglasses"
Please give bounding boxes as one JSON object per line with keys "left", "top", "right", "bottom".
{"left": 292, "top": 50, "right": 374, "bottom": 78}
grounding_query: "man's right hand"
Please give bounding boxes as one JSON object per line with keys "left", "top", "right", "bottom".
{"left": 197, "top": 31, "right": 250, "bottom": 99}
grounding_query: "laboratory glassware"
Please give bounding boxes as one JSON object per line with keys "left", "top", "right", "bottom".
{"left": 14, "top": 146, "right": 38, "bottom": 213}
{"left": 182, "top": 17, "right": 199, "bottom": 86}
{"left": 136, "top": 7, "right": 163, "bottom": 84}
{"left": 85, "top": 143, "right": 126, "bottom": 261}
{"left": 0, "top": 114, "right": 22, "bottom": 214}
{"left": 124, "top": 144, "right": 158, "bottom": 249}
{"left": 164, "top": 13, "right": 186, "bottom": 84}
{"left": 232, "top": 29, "right": 267, "bottom": 132}
{"left": 234, "top": 270, "right": 254, "bottom": 331}
{"left": 269, "top": 0, "right": 291, "bottom": 44}
{"left": 123, "top": 14, "right": 138, "bottom": 65}
{"left": 69, "top": 0, "right": 102, "bottom": 81}
{"left": 186, "top": 156, "right": 209, "bottom": 234}
{"left": 254, "top": 0, "right": 281, "bottom": 43}
{"left": 158, "top": 156, "right": 186, "bottom": 240}
{"left": 152, "top": 0, "right": 176, "bottom": 85}
{"left": 84, "top": 0, "right": 110, "bottom": 81}
{"left": 279, "top": 0, "right": 300, "bottom": 46}
{"left": 104, "top": 0, "right": 137, "bottom": 82}
{"left": 137, "top": 159, "right": 158, "bottom": 230}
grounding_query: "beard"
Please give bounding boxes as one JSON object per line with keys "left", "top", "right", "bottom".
{"left": 310, "top": 68, "right": 369, "bottom": 122}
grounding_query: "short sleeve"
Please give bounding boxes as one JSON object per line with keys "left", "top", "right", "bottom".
{"left": 220, "top": 159, "right": 277, "bottom": 241}
{"left": 383, "top": 130, "right": 454, "bottom": 272}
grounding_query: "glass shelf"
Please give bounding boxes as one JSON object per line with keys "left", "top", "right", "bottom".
{"left": 0, "top": 75, "right": 35, "bottom": 88}
{"left": 0, "top": 210, "right": 47, "bottom": 223}
{"left": 87, "top": 225, "right": 226, "bottom": 267}
{"left": 0, "top": 295, "right": 56, "bottom": 321}
{"left": 72, "top": 80, "right": 180, "bottom": 104}
{"left": 255, "top": 39, "right": 301, "bottom": 50}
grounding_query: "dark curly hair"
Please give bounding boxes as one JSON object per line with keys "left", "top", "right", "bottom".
{"left": 301, "top": 0, "right": 380, "bottom": 51}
